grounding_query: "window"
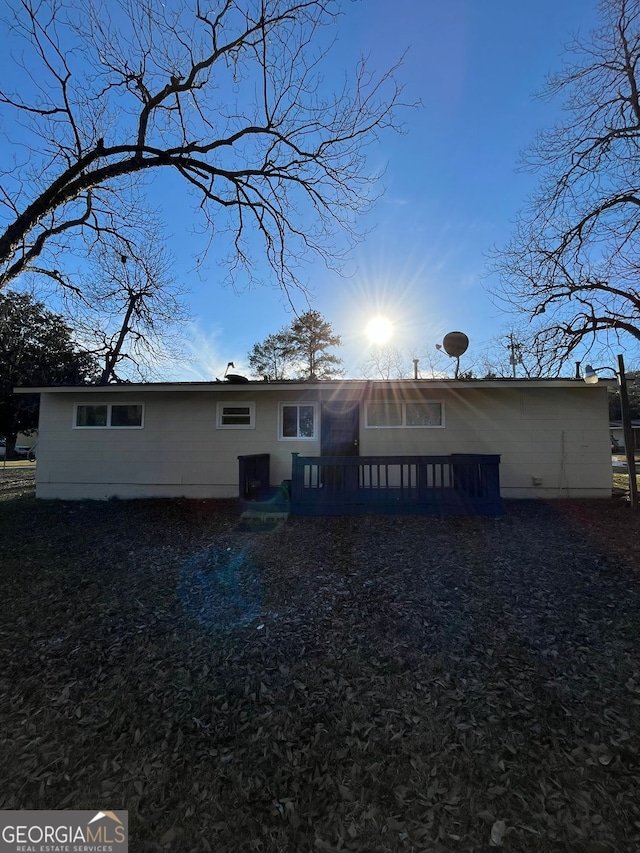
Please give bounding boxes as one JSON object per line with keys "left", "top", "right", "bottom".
{"left": 111, "top": 404, "right": 144, "bottom": 427}
{"left": 74, "top": 403, "right": 144, "bottom": 429}
{"left": 405, "top": 401, "right": 443, "bottom": 427}
{"left": 75, "top": 404, "right": 108, "bottom": 427}
{"left": 366, "top": 401, "right": 402, "bottom": 427}
{"left": 217, "top": 402, "right": 255, "bottom": 429}
{"left": 279, "top": 403, "right": 317, "bottom": 439}
{"left": 365, "top": 400, "right": 443, "bottom": 428}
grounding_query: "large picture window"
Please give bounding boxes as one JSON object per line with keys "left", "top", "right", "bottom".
{"left": 279, "top": 403, "right": 317, "bottom": 439}
{"left": 365, "top": 400, "right": 443, "bottom": 428}
{"left": 74, "top": 403, "right": 144, "bottom": 429}
{"left": 216, "top": 402, "right": 255, "bottom": 429}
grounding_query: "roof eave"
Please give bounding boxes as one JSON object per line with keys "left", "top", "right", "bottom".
{"left": 13, "top": 377, "right": 615, "bottom": 394}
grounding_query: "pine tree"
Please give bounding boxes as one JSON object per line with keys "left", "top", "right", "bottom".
{"left": 248, "top": 331, "right": 295, "bottom": 380}
{"left": 247, "top": 310, "right": 344, "bottom": 381}
{"left": 287, "top": 311, "right": 344, "bottom": 380}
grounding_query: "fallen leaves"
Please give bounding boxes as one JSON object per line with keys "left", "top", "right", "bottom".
{"left": 490, "top": 819, "right": 507, "bottom": 846}
{"left": 1, "top": 481, "right": 640, "bottom": 850}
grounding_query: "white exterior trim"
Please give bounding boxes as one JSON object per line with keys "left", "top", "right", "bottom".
{"left": 15, "top": 378, "right": 618, "bottom": 395}
{"left": 278, "top": 401, "right": 318, "bottom": 440}
{"left": 73, "top": 401, "right": 145, "bottom": 429}
{"left": 216, "top": 401, "right": 256, "bottom": 429}
{"left": 364, "top": 399, "right": 445, "bottom": 429}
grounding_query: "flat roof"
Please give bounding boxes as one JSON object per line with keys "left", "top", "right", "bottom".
{"left": 14, "top": 377, "right": 615, "bottom": 393}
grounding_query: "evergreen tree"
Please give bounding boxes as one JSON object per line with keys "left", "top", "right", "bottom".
{"left": 287, "top": 310, "right": 344, "bottom": 380}
{"left": 608, "top": 373, "right": 640, "bottom": 420}
{"left": 248, "top": 331, "right": 296, "bottom": 380}
{"left": 0, "top": 292, "right": 98, "bottom": 455}
{"left": 247, "top": 310, "right": 343, "bottom": 381}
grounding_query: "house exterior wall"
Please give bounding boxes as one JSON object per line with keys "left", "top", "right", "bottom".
{"left": 611, "top": 425, "right": 640, "bottom": 452}
{"left": 35, "top": 388, "right": 327, "bottom": 500}
{"left": 360, "top": 387, "right": 611, "bottom": 499}
{"left": 33, "top": 383, "right": 612, "bottom": 500}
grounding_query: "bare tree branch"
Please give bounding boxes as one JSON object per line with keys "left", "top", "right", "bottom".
{"left": 62, "top": 231, "right": 191, "bottom": 382}
{"left": 0, "top": 0, "right": 412, "bottom": 298}
{"left": 491, "top": 0, "right": 640, "bottom": 370}
{"left": 359, "top": 344, "right": 407, "bottom": 380}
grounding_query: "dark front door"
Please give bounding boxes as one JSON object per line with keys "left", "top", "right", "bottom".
{"left": 321, "top": 400, "right": 360, "bottom": 456}
{"left": 320, "top": 401, "right": 359, "bottom": 491}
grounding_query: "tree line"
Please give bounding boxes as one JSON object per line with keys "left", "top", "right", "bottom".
{"left": 248, "top": 310, "right": 343, "bottom": 381}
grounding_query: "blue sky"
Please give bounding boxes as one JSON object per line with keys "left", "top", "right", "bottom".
{"left": 3, "top": 0, "right": 605, "bottom": 380}
{"left": 152, "top": 0, "right": 603, "bottom": 380}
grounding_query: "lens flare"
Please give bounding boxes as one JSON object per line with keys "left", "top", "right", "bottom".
{"left": 366, "top": 316, "right": 393, "bottom": 344}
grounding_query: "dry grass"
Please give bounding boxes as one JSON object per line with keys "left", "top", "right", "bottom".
{"left": 612, "top": 471, "right": 640, "bottom": 494}
{"left": 2, "top": 470, "right": 640, "bottom": 851}
{"left": 611, "top": 453, "right": 640, "bottom": 499}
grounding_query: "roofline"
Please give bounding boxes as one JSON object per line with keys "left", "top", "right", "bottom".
{"left": 14, "top": 377, "right": 616, "bottom": 394}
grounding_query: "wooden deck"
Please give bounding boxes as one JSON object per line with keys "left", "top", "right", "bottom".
{"left": 291, "top": 453, "right": 503, "bottom": 516}
{"left": 239, "top": 452, "right": 503, "bottom": 516}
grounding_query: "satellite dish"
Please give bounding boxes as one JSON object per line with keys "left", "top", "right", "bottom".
{"left": 441, "top": 331, "right": 469, "bottom": 358}
{"left": 216, "top": 361, "right": 248, "bottom": 383}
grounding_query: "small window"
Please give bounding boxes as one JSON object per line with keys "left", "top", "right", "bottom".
{"left": 217, "top": 402, "right": 255, "bottom": 429}
{"left": 74, "top": 403, "right": 144, "bottom": 429}
{"left": 365, "top": 400, "right": 444, "bottom": 428}
{"left": 279, "top": 403, "right": 317, "bottom": 440}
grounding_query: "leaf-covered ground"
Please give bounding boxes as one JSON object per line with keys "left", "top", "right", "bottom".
{"left": 1, "top": 469, "right": 640, "bottom": 851}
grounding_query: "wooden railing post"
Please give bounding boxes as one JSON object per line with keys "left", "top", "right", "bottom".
{"left": 482, "top": 456, "right": 501, "bottom": 505}
{"left": 290, "top": 453, "right": 302, "bottom": 508}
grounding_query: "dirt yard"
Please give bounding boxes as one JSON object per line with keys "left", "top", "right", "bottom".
{"left": 1, "top": 469, "right": 640, "bottom": 851}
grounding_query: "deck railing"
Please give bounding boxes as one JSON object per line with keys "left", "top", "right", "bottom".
{"left": 290, "top": 453, "right": 503, "bottom": 516}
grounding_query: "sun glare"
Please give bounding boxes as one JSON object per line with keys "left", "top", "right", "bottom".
{"left": 366, "top": 315, "right": 394, "bottom": 345}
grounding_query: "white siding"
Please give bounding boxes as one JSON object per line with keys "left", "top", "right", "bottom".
{"left": 360, "top": 387, "right": 611, "bottom": 498}
{"left": 34, "top": 384, "right": 612, "bottom": 500}
{"left": 35, "top": 389, "right": 322, "bottom": 499}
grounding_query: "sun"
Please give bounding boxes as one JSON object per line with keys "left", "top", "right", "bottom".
{"left": 366, "top": 315, "right": 394, "bottom": 345}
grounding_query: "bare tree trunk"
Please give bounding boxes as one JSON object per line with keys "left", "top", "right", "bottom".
{"left": 98, "top": 292, "right": 139, "bottom": 384}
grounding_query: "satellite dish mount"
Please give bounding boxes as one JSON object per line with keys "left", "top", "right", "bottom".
{"left": 437, "top": 331, "right": 469, "bottom": 379}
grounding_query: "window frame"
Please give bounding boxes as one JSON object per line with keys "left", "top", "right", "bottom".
{"left": 364, "top": 399, "right": 444, "bottom": 429}
{"left": 278, "top": 402, "right": 318, "bottom": 441}
{"left": 216, "top": 401, "right": 256, "bottom": 430}
{"left": 73, "top": 402, "right": 145, "bottom": 429}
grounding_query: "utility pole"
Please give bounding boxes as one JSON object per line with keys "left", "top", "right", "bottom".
{"left": 584, "top": 355, "right": 637, "bottom": 509}
{"left": 618, "top": 354, "right": 638, "bottom": 509}
{"left": 508, "top": 333, "right": 522, "bottom": 378}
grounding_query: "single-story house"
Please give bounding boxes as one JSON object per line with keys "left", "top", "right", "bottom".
{"left": 16, "top": 377, "right": 613, "bottom": 510}
{"left": 610, "top": 419, "right": 640, "bottom": 452}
